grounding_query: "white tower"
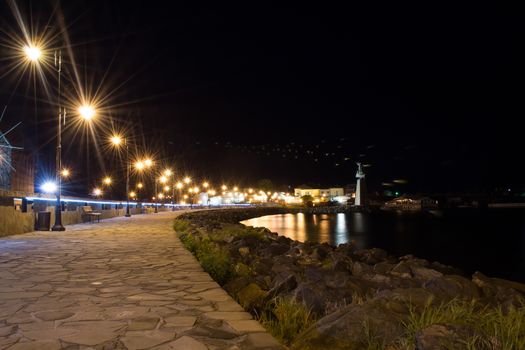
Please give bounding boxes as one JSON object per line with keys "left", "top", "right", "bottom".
{"left": 354, "top": 162, "right": 367, "bottom": 207}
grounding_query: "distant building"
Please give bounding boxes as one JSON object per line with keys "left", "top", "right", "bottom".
{"left": 0, "top": 131, "right": 34, "bottom": 194}
{"left": 294, "top": 186, "right": 345, "bottom": 201}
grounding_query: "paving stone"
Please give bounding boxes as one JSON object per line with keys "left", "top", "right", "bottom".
{"left": 128, "top": 317, "right": 160, "bottom": 331}
{"left": 226, "top": 320, "right": 266, "bottom": 333}
{"left": 0, "top": 325, "right": 16, "bottom": 337}
{"left": 34, "top": 310, "right": 75, "bottom": 321}
{"left": 243, "top": 332, "right": 282, "bottom": 349}
{"left": 6, "top": 340, "right": 61, "bottom": 350}
{"left": 120, "top": 330, "right": 175, "bottom": 349}
{"left": 152, "top": 335, "right": 208, "bottom": 350}
{"left": 215, "top": 301, "right": 244, "bottom": 312}
{"left": 205, "top": 311, "right": 253, "bottom": 320}
{"left": 163, "top": 316, "right": 197, "bottom": 327}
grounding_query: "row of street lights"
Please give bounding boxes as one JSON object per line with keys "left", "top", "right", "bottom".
{"left": 23, "top": 43, "right": 99, "bottom": 231}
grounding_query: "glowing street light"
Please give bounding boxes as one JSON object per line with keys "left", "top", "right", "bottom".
{"left": 221, "top": 185, "right": 227, "bottom": 191}
{"left": 23, "top": 45, "right": 42, "bottom": 62}
{"left": 134, "top": 161, "right": 145, "bottom": 170}
{"left": 110, "top": 135, "right": 122, "bottom": 146}
{"left": 144, "top": 158, "right": 153, "bottom": 167}
{"left": 103, "top": 176, "right": 112, "bottom": 185}
{"left": 61, "top": 168, "right": 70, "bottom": 178}
{"left": 78, "top": 104, "right": 96, "bottom": 121}
{"left": 164, "top": 185, "right": 170, "bottom": 191}
{"left": 137, "top": 183, "right": 143, "bottom": 189}
{"left": 159, "top": 175, "right": 168, "bottom": 184}
{"left": 93, "top": 188, "right": 102, "bottom": 197}
{"left": 129, "top": 191, "right": 136, "bottom": 198}
{"left": 184, "top": 177, "right": 191, "bottom": 184}
{"left": 233, "top": 186, "right": 238, "bottom": 192}
{"left": 203, "top": 182, "right": 209, "bottom": 188}
{"left": 163, "top": 169, "right": 172, "bottom": 176}
{"left": 176, "top": 182, "right": 183, "bottom": 189}
{"left": 41, "top": 181, "right": 57, "bottom": 193}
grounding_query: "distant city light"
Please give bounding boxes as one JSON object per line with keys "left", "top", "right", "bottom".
{"left": 61, "top": 169, "right": 70, "bottom": 178}
{"left": 176, "top": 182, "right": 183, "bottom": 189}
{"left": 164, "top": 169, "right": 172, "bottom": 176}
{"left": 184, "top": 177, "right": 191, "bottom": 184}
{"left": 144, "top": 159, "right": 153, "bottom": 167}
{"left": 134, "top": 161, "right": 144, "bottom": 170}
{"left": 93, "top": 188, "right": 102, "bottom": 196}
{"left": 103, "top": 177, "right": 112, "bottom": 185}
{"left": 137, "top": 183, "right": 143, "bottom": 189}
{"left": 159, "top": 176, "right": 168, "bottom": 184}
{"left": 41, "top": 181, "right": 57, "bottom": 193}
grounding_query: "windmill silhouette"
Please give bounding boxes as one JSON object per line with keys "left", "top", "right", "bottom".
{"left": 0, "top": 106, "right": 23, "bottom": 190}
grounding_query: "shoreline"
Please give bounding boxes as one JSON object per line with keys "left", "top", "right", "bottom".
{"left": 175, "top": 207, "right": 525, "bottom": 349}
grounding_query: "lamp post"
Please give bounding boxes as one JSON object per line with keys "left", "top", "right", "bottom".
{"left": 134, "top": 158, "right": 153, "bottom": 212}
{"left": 110, "top": 135, "right": 131, "bottom": 217}
{"left": 154, "top": 179, "right": 158, "bottom": 213}
{"left": 158, "top": 175, "right": 168, "bottom": 213}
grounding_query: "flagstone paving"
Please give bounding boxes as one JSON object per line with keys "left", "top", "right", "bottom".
{"left": 0, "top": 211, "right": 282, "bottom": 350}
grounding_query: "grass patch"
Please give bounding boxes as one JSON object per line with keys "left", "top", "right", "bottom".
{"left": 196, "top": 238, "right": 234, "bottom": 285}
{"left": 217, "top": 224, "right": 268, "bottom": 241}
{"left": 401, "top": 298, "right": 525, "bottom": 348}
{"left": 259, "top": 297, "right": 317, "bottom": 346}
{"left": 179, "top": 232, "right": 198, "bottom": 253}
{"left": 173, "top": 219, "right": 191, "bottom": 233}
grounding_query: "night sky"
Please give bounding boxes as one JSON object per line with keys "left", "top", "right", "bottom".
{"left": 1, "top": 1, "right": 524, "bottom": 196}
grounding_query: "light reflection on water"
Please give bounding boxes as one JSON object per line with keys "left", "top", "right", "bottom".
{"left": 242, "top": 212, "right": 369, "bottom": 248}
{"left": 241, "top": 210, "right": 525, "bottom": 283}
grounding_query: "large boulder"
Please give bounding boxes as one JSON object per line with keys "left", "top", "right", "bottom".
{"left": 291, "top": 300, "right": 405, "bottom": 350}
{"left": 237, "top": 283, "right": 267, "bottom": 310}
{"left": 472, "top": 272, "right": 525, "bottom": 306}
{"left": 423, "top": 275, "right": 480, "bottom": 300}
{"left": 415, "top": 324, "right": 474, "bottom": 350}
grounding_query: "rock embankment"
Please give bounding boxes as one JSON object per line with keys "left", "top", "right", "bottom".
{"left": 176, "top": 208, "right": 525, "bottom": 349}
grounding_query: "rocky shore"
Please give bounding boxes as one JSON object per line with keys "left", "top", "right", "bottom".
{"left": 175, "top": 207, "right": 525, "bottom": 349}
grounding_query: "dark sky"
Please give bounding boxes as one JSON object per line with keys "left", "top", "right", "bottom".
{"left": 1, "top": 1, "right": 524, "bottom": 195}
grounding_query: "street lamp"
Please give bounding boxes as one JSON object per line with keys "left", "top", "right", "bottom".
{"left": 103, "top": 176, "right": 112, "bottom": 185}
{"left": 25, "top": 43, "right": 66, "bottom": 231}
{"left": 111, "top": 135, "right": 131, "bottom": 217}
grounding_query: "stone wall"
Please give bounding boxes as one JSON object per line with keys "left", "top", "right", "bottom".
{"left": 0, "top": 204, "right": 172, "bottom": 237}
{"left": 0, "top": 206, "right": 35, "bottom": 237}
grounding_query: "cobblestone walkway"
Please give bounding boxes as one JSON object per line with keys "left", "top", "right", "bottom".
{"left": 0, "top": 211, "right": 281, "bottom": 350}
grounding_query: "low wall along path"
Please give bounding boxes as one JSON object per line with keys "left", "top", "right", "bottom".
{"left": 0, "top": 211, "right": 281, "bottom": 349}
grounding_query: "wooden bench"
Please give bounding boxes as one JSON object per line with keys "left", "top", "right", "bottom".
{"left": 82, "top": 206, "right": 101, "bottom": 223}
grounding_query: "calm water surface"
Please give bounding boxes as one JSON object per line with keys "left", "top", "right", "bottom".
{"left": 241, "top": 209, "right": 525, "bottom": 282}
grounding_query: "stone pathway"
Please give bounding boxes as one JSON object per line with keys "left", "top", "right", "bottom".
{"left": 0, "top": 211, "right": 282, "bottom": 350}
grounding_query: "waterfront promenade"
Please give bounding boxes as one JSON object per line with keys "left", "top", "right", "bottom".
{"left": 0, "top": 211, "right": 281, "bottom": 349}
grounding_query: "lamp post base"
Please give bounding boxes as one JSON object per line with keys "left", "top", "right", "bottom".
{"left": 51, "top": 224, "right": 65, "bottom": 231}
{"left": 125, "top": 214, "right": 131, "bottom": 217}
